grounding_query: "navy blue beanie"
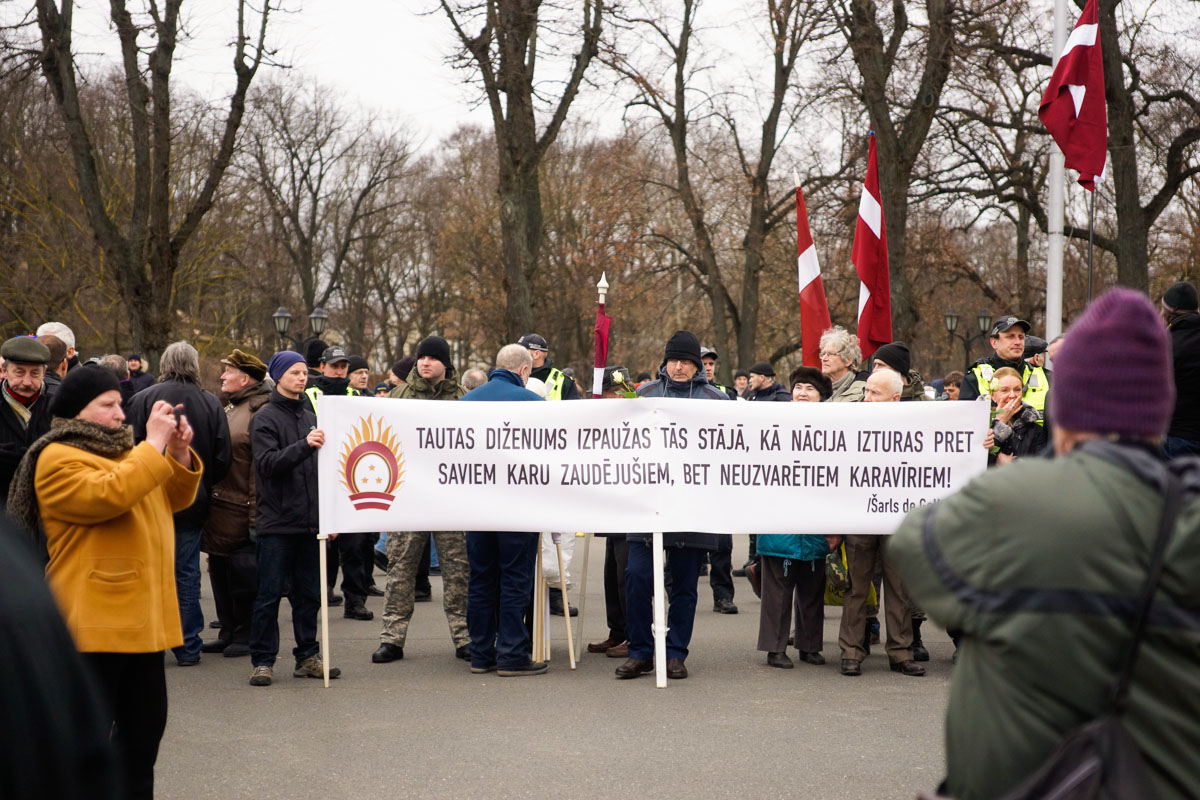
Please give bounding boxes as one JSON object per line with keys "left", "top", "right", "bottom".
{"left": 267, "top": 351, "right": 306, "bottom": 382}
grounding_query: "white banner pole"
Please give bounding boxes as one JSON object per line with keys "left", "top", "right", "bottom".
{"left": 533, "top": 547, "right": 544, "bottom": 662}
{"left": 556, "top": 540, "right": 576, "bottom": 669}
{"left": 317, "top": 533, "right": 330, "bottom": 688}
{"left": 653, "top": 531, "right": 667, "bottom": 688}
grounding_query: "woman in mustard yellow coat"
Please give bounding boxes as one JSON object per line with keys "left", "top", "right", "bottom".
{"left": 9, "top": 365, "right": 202, "bottom": 800}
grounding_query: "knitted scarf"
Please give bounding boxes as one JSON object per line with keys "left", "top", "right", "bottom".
{"left": 7, "top": 418, "right": 135, "bottom": 562}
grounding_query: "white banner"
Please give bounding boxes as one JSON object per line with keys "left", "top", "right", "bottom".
{"left": 317, "top": 395, "right": 989, "bottom": 535}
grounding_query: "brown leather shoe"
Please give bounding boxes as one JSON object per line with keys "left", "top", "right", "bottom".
{"left": 666, "top": 658, "right": 688, "bottom": 679}
{"left": 889, "top": 659, "right": 926, "bottom": 677}
{"left": 605, "top": 641, "right": 629, "bottom": 658}
{"left": 615, "top": 657, "right": 654, "bottom": 679}
{"left": 840, "top": 658, "right": 862, "bottom": 676}
{"left": 587, "top": 637, "right": 621, "bottom": 654}
{"left": 746, "top": 561, "right": 762, "bottom": 598}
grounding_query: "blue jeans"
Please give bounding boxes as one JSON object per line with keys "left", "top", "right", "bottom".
{"left": 466, "top": 531, "right": 539, "bottom": 669}
{"left": 250, "top": 534, "right": 320, "bottom": 668}
{"left": 172, "top": 527, "right": 204, "bottom": 662}
{"left": 626, "top": 542, "right": 704, "bottom": 661}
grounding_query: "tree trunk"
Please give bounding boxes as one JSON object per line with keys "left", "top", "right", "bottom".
{"left": 1097, "top": 0, "right": 1147, "bottom": 291}
{"left": 874, "top": 149, "right": 918, "bottom": 341}
{"left": 1015, "top": 200, "right": 1033, "bottom": 322}
{"left": 497, "top": 162, "right": 539, "bottom": 340}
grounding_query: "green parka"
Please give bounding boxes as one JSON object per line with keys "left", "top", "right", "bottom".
{"left": 888, "top": 439, "right": 1200, "bottom": 800}
{"left": 389, "top": 365, "right": 465, "bottom": 401}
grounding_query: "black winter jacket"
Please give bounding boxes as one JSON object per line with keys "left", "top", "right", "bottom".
{"left": 630, "top": 362, "right": 728, "bottom": 551}
{"left": 991, "top": 403, "right": 1048, "bottom": 462}
{"left": 747, "top": 381, "right": 791, "bottom": 402}
{"left": 128, "top": 369, "right": 155, "bottom": 394}
{"left": 251, "top": 389, "right": 320, "bottom": 536}
{"left": 127, "top": 379, "right": 231, "bottom": 531}
{"left": 1168, "top": 313, "right": 1200, "bottom": 441}
{"left": 0, "top": 384, "right": 54, "bottom": 503}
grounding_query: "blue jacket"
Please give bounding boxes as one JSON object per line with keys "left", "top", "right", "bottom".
{"left": 757, "top": 534, "right": 829, "bottom": 563}
{"left": 636, "top": 361, "right": 731, "bottom": 401}
{"left": 630, "top": 361, "right": 728, "bottom": 551}
{"left": 461, "top": 369, "right": 544, "bottom": 402}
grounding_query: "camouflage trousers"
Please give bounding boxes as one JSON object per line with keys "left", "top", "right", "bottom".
{"left": 380, "top": 531, "right": 469, "bottom": 649}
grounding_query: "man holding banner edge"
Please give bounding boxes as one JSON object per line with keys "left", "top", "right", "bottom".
{"left": 618, "top": 330, "right": 730, "bottom": 681}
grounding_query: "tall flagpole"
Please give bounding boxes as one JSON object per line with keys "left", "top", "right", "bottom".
{"left": 1046, "top": 0, "right": 1068, "bottom": 342}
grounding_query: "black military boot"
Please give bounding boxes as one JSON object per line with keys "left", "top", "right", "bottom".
{"left": 548, "top": 588, "right": 578, "bottom": 617}
{"left": 911, "top": 617, "right": 929, "bottom": 662}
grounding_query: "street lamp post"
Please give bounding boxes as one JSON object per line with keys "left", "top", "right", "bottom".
{"left": 944, "top": 308, "right": 993, "bottom": 371}
{"left": 272, "top": 306, "right": 330, "bottom": 350}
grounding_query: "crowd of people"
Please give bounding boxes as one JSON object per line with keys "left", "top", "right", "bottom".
{"left": 4, "top": 281, "right": 1200, "bottom": 798}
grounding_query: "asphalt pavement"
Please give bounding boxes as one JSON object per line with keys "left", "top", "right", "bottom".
{"left": 158, "top": 535, "right": 951, "bottom": 799}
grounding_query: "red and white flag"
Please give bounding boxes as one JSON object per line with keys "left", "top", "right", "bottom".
{"left": 1038, "top": 0, "right": 1107, "bottom": 191}
{"left": 593, "top": 274, "right": 612, "bottom": 397}
{"left": 852, "top": 132, "right": 892, "bottom": 360}
{"left": 795, "top": 180, "right": 831, "bottom": 368}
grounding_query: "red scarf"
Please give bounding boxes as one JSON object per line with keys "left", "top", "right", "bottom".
{"left": 3, "top": 382, "right": 40, "bottom": 408}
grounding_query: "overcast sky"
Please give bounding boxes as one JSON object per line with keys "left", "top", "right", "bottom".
{"left": 44, "top": 0, "right": 784, "bottom": 151}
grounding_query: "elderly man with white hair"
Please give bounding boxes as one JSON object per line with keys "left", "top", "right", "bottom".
{"left": 126, "top": 342, "right": 232, "bottom": 666}
{"left": 35, "top": 321, "right": 78, "bottom": 371}
{"left": 460, "top": 343, "right": 548, "bottom": 676}
{"left": 836, "top": 368, "right": 924, "bottom": 678}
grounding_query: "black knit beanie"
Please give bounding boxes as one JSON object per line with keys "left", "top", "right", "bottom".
{"left": 51, "top": 364, "right": 121, "bottom": 419}
{"left": 872, "top": 342, "right": 911, "bottom": 376}
{"left": 392, "top": 356, "right": 416, "bottom": 382}
{"left": 663, "top": 330, "right": 702, "bottom": 369}
{"left": 789, "top": 365, "right": 832, "bottom": 400}
{"left": 305, "top": 339, "right": 328, "bottom": 369}
{"left": 416, "top": 336, "right": 453, "bottom": 371}
{"left": 1162, "top": 281, "right": 1199, "bottom": 313}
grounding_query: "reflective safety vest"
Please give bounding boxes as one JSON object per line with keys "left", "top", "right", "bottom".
{"left": 544, "top": 368, "right": 567, "bottom": 401}
{"left": 1023, "top": 366, "right": 1049, "bottom": 420}
{"left": 304, "top": 386, "right": 322, "bottom": 416}
{"left": 971, "top": 362, "right": 1048, "bottom": 426}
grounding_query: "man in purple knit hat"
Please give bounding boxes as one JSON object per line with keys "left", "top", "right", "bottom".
{"left": 889, "top": 288, "right": 1200, "bottom": 800}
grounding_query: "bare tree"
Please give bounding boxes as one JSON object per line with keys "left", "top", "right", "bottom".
{"left": 242, "top": 80, "right": 412, "bottom": 344}
{"left": 830, "top": 0, "right": 960, "bottom": 342}
{"left": 34, "top": 0, "right": 277, "bottom": 365}
{"left": 439, "top": 0, "right": 603, "bottom": 339}
{"left": 1097, "top": 0, "right": 1200, "bottom": 291}
{"left": 610, "top": 0, "right": 838, "bottom": 377}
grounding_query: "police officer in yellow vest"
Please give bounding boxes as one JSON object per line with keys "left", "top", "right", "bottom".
{"left": 959, "top": 316, "right": 1050, "bottom": 424}
{"left": 518, "top": 333, "right": 581, "bottom": 401}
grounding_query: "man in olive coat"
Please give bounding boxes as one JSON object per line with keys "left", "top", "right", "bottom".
{"left": 890, "top": 288, "right": 1200, "bottom": 800}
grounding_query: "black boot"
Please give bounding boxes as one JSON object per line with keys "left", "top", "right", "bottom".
{"left": 548, "top": 588, "right": 578, "bottom": 617}
{"left": 911, "top": 617, "right": 929, "bottom": 662}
